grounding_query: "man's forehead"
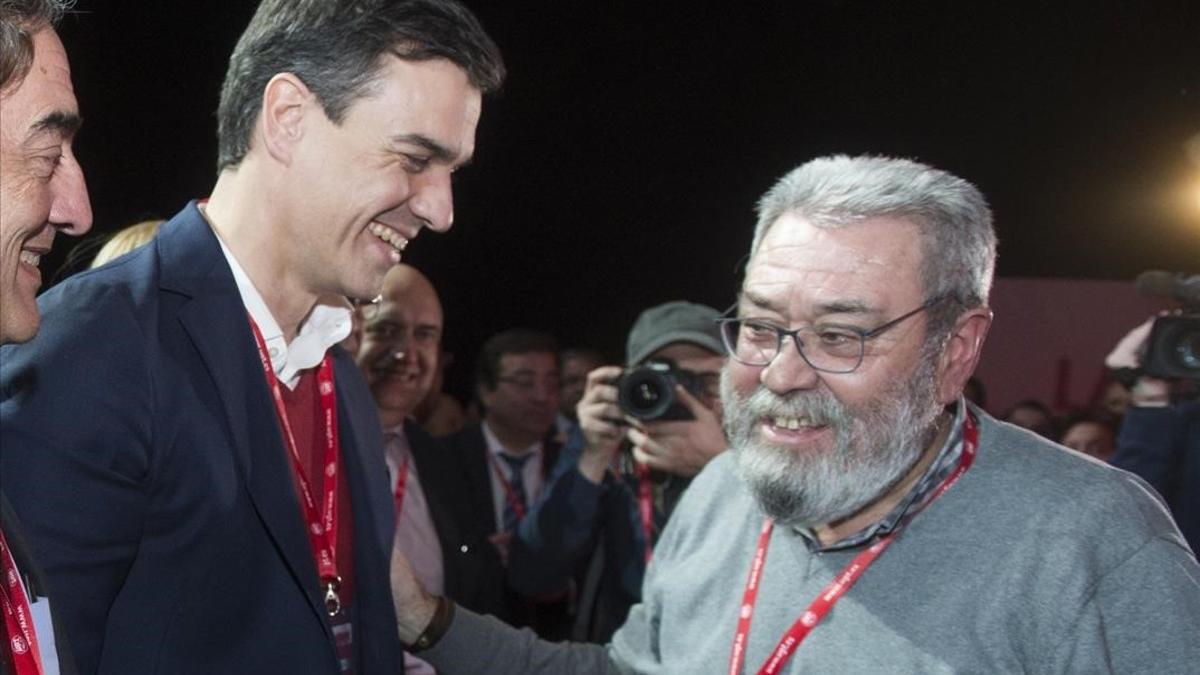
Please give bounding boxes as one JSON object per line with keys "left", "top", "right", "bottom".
{"left": 373, "top": 295, "right": 442, "bottom": 325}
{"left": 500, "top": 352, "right": 557, "bottom": 369}
{"left": 3, "top": 28, "right": 80, "bottom": 142}
{"left": 742, "top": 213, "right": 924, "bottom": 313}
{"left": 362, "top": 54, "right": 481, "bottom": 165}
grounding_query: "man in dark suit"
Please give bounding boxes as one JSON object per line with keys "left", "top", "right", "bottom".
{"left": 1, "top": 2, "right": 93, "bottom": 673}
{"left": 441, "top": 328, "right": 568, "bottom": 638}
{"left": 355, "top": 264, "right": 505, "bottom": 673}
{"left": 0, "top": 1, "right": 504, "bottom": 673}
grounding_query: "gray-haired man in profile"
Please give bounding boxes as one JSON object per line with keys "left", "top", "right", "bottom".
{"left": 391, "top": 155, "right": 1200, "bottom": 673}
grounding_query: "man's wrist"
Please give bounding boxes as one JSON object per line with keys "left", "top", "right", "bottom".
{"left": 577, "top": 444, "right": 612, "bottom": 484}
{"left": 403, "top": 595, "right": 455, "bottom": 653}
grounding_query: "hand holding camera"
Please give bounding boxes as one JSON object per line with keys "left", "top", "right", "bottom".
{"left": 625, "top": 384, "right": 726, "bottom": 477}
{"left": 575, "top": 365, "right": 629, "bottom": 483}
{"left": 574, "top": 359, "right": 727, "bottom": 483}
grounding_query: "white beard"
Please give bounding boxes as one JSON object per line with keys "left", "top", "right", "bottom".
{"left": 722, "top": 356, "right": 943, "bottom": 528}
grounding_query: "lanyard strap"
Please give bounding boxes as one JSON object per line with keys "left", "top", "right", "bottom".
{"left": 393, "top": 456, "right": 411, "bottom": 522}
{"left": 486, "top": 452, "right": 534, "bottom": 525}
{"left": 728, "top": 412, "right": 979, "bottom": 675}
{"left": 0, "top": 531, "right": 43, "bottom": 675}
{"left": 247, "top": 316, "right": 343, "bottom": 615}
{"left": 633, "top": 462, "right": 656, "bottom": 565}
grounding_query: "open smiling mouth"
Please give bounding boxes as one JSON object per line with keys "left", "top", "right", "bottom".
{"left": 19, "top": 250, "right": 43, "bottom": 268}
{"left": 768, "top": 415, "right": 821, "bottom": 430}
{"left": 368, "top": 221, "right": 410, "bottom": 257}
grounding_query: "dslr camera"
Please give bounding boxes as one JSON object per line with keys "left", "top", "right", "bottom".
{"left": 616, "top": 359, "right": 708, "bottom": 421}
{"left": 1136, "top": 272, "right": 1200, "bottom": 380}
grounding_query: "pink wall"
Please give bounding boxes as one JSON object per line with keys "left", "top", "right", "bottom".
{"left": 974, "top": 278, "right": 1173, "bottom": 416}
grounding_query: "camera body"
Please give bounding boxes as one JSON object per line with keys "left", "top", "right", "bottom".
{"left": 1143, "top": 312, "right": 1200, "bottom": 380}
{"left": 1134, "top": 272, "right": 1199, "bottom": 381}
{"left": 616, "top": 359, "right": 707, "bottom": 421}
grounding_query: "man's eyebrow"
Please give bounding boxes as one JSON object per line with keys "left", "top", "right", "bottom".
{"left": 740, "top": 290, "right": 783, "bottom": 313}
{"left": 813, "top": 300, "right": 877, "bottom": 317}
{"left": 742, "top": 291, "right": 878, "bottom": 318}
{"left": 390, "top": 133, "right": 466, "bottom": 166}
{"left": 31, "top": 110, "right": 82, "bottom": 136}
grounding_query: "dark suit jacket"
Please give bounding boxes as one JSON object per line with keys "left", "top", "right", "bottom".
{"left": 0, "top": 494, "right": 77, "bottom": 675}
{"left": 442, "top": 424, "right": 562, "bottom": 540}
{"left": 0, "top": 204, "right": 402, "bottom": 674}
{"left": 441, "top": 423, "right": 567, "bottom": 637}
{"left": 403, "top": 421, "right": 506, "bottom": 617}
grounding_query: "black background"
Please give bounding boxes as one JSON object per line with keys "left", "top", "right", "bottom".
{"left": 48, "top": 1, "right": 1200, "bottom": 398}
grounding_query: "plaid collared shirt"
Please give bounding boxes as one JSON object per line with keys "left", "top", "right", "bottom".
{"left": 797, "top": 399, "right": 971, "bottom": 552}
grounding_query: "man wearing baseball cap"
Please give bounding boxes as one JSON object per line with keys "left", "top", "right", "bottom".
{"left": 507, "top": 300, "right": 728, "bottom": 642}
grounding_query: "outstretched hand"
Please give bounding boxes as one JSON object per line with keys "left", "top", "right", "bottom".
{"left": 390, "top": 545, "right": 439, "bottom": 644}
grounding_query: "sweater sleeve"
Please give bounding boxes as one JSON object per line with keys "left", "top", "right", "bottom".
{"left": 421, "top": 605, "right": 626, "bottom": 674}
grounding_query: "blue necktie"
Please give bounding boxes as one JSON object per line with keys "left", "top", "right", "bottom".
{"left": 499, "top": 452, "right": 531, "bottom": 532}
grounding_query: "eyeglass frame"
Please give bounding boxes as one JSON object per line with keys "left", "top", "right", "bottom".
{"left": 495, "top": 373, "right": 561, "bottom": 392}
{"left": 715, "top": 295, "right": 947, "bottom": 374}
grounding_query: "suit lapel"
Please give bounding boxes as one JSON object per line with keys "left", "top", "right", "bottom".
{"left": 406, "top": 423, "right": 463, "bottom": 550}
{"left": 159, "top": 206, "right": 331, "bottom": 631}
{"left": 464, "top": 427, "right": 499, "bottom": 536}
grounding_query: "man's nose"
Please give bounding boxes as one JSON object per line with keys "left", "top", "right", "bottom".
{"left": 50, "top": 151, "right": 92, "bottom": 236}
{"left": 407, "top": 168, "right": 454, "bottom": 234}
{"left": 759, "top": 335, "right": 821, "bottom": 394}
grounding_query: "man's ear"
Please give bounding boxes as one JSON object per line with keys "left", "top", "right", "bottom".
{"left": 933, "top": 307, "right": 993, "bottom": 405}
{"left": 476, "top": 382, "right": 494, "bottom": 411}
{"left": 257, "top": 73, "right": 313, "bottom": 165}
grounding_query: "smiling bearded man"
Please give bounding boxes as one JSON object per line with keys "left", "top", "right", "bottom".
{"left": 720, "top": 341, "right": 942, "bottom": 529}
{"left": 387, "top": 154, "right": 1200, "bottom": 675}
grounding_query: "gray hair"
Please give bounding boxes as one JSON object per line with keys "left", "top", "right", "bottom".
{"left": 751, "top": 155, "right": 997, "bottom": 340}
{"left": 216, "top": 0, "right": 505, "bottom": 172}
{"left": 0, "top": 0, "right": 73, "bottom": 92}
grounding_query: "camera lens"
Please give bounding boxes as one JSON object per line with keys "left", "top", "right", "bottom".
{"left": 1174, "top": 328, "right": 1199, "bottom": 373}
{"left": 617, "top": 367, "right": 675, "bottom": 420}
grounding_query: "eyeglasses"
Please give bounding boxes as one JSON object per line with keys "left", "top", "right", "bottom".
{"left": 716, "top": 297, "right": 944, "bottom": 374}
{"left": 496, "top": 374, "right": 561, "bottom": 392}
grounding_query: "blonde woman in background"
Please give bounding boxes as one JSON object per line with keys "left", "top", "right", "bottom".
{"left": 89, "top": 218, "right": 162, "bottom": 268}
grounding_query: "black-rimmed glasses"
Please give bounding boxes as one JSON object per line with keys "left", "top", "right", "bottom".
{"left": 716, "top": 297, "right": 944, "bottom": 374}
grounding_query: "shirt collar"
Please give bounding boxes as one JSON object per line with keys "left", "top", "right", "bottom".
{"left": 482, "top": 421, "right": 542, "bottom": 458}
{"left": 798, "top": 398, "right": 970, "bottom": 552}
{"left": 213, "top": 228, "right": 351, "bottom": 389}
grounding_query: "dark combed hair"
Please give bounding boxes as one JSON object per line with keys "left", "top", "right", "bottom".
{"left": 0, "top": 0, "right": 72, "bottom": 92}
{"left": 215, "top": 0, "right": 505, "bottom": 172}
{"left": 475, "top": 328, "right": 559, "bottom": 390}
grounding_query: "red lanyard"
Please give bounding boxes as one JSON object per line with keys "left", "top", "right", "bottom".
{"left": 728, "top": 413, "right": 979, "bottom": 675}
{"left": 247, "top": 316, "right": 344, "bottom": 616}
{"left": 486, "top": 451, "right": 536, "bottom": 525}
{"left": 1, "top": 530, "right": 43, "bottom": 675}
{"left": 393, "top": 456, "right": 411, "bottom": 522}
{"left": 633, "top": 462, "right": 656, "bottom": 565}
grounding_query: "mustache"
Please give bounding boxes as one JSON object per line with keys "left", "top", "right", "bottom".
{"left": 725, "top": 382, "right": 850, "bottom": 430}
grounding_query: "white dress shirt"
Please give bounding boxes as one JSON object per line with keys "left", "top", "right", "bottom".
{"left": 213, "top": 229, "right": 351, "bottom": 389}
{"left": 481, "top": 422, "right": 544, "bottom": 534}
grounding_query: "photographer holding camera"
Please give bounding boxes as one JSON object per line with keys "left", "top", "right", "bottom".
{"left": 1105, "top": 276, "right": 1199, "bottom": 552}
{"left": 508, "top": 301, "right": 727, "bottom": 642}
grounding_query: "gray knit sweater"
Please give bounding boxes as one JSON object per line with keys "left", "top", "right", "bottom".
{"left": 424, "top": 409, "right": 1200, "bottom": 673}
